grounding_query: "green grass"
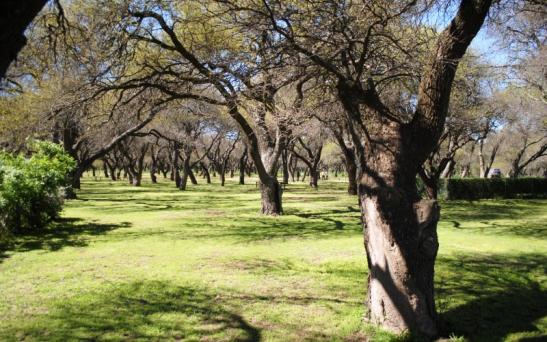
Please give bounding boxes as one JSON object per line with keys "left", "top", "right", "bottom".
{"left": 1, "top": 175, "right": 546, "bottom": 341}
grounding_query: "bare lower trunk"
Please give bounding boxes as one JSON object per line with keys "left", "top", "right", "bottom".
{"left": 150, "top": 168, "right": 157, "bottom": 183}
{"left": 66, "top": 166, "right": 83, "bottom": 199}
{"left": 282, "top": 150, "right": 289, "bottom": 184}
{"left": 260, "top": 178, "right": 283, "bottom": 215}
{"left": 309, "top": 169, "right": 319, "bottom": 188}
{"left": 179, "top": 159, "right": 191, "bottom": 190}
{"left": 361, "top": 181, "right": 439, "bottom": 337}
{"left": 220, "top": 168, "right": 226, "bottom": 186}
{"left": 346, "top": 160, "right": 358, "bottom": 195}
{"left": 108, "top": 165, "right": 117, "bottom": 181}
{"left": 203, "top": 166, "right": 211, "bottom": 184}
{"left": 189, "top": 168, "right": 198, "bottom": 185}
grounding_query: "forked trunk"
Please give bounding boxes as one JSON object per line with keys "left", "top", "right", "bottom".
{"left": 357, "top": 125, "right": 439, "bottom": 335}
{"left": 259, "top": 178, "right": 283, "bottom": 215}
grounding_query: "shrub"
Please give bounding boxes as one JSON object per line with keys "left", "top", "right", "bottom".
{"left": 0, "top": 141, "right": 75, "bottom": 234}
{"left": 445, "top": 177, "right": 547, "bottom": 200}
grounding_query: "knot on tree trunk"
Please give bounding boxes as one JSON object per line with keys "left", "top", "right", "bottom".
{"left": 414, "top": 200, "right": 440, "bottom": 259}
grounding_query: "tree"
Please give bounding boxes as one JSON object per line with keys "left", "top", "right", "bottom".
{"left": 499, "top": 88, "right": 547, "bottom": 177}
{"left": 289, "top": 119, "right": 326, "bottom": 188}
{"left": 220, "top": 0, "right": 494, "bottom": 335}
{"left": 420, "top": 56, "right": 501, "bottom": 197}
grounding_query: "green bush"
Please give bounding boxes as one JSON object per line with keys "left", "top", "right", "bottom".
{"left": 0, "top": 141, "right": 75, "bottom": 234}
{"left": 445, "top": 178, "right": 547, "bottom": 200}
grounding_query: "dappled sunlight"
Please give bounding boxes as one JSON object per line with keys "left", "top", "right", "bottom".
{"left": 1, "top": 178, "right": 545, "bottom": 341}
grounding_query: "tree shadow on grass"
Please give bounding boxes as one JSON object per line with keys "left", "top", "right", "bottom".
{"left": 0, "top": 217, "right": 131, "bottom": 262}
{"left": 0, "top": 280, "right": 261, "bottom": 341}
{"left": 437, "top": 253, "right": 547, "bottom": 341}
{"left": 441, "top": 200, "right": 547, "bottom": 239}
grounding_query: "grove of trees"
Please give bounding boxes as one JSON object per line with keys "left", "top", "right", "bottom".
{"left": 1, "top": 0, "right": 545, "bottom": 338}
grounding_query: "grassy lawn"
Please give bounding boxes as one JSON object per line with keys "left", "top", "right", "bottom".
{"left": 1, "top": 176, "right": 546, "bottom": 341}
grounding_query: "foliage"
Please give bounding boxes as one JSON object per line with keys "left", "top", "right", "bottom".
{"left": 445, "top": 178, "right": 547, "bottom": 200}
{"left": 0, "top": 141, "right": 75, "bottom": 234}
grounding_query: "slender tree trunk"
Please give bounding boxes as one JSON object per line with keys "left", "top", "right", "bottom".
{"left": 282, "top": 149, "right": 289, "bottom": 184}
{"left": 150, "top": 167, "right": 157, "bottom": 183}
{"left": 239, "top": 149, "right": 247, "bottom": 185}
{"left": 150, "top": 157, "right": 158, "bottom": 184}
{"left": 189, "top": 167, "right": 198, "bottom": 185}
{"left": 220, "top": 168, "right": 226, "bottom": 186}
{"left": 201, "top": 163, "right": 212, "bottom": 184}
{"left": 179, "top": 158, "right": 190, "bottom": 190}
{"left": 109, "top": 164, "right": 117, "bottom": 181}
{"left": 346, "top": 159, "right": 358, "bottom": 195}
{"left": 173, "top": 148, "right": 181, "bottom": 187}
{"left": 478, "top": 139, "right": 487, "bottom": 178}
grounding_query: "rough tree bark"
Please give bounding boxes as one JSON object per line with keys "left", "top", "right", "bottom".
{"left": 356, "top": 2, "right": 491, "bottom": 335}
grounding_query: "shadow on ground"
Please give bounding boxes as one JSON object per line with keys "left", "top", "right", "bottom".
{"left": 0, "top": 217, "right": 130, "bottom": 262}
{"left": 441, "top": 200, "right": 547, "bottom": 239}
{"left": 438, "top": 253, "right": 547, "bottom": 341}
{"left": 0, "top": 280, "right": 260, "bottom": 341}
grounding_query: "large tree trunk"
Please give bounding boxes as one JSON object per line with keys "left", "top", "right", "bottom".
{"left": 361, "top": 187, "right": 439, "bottom": 336}
{"left": 355, "top": 122, "right": 440, "bottom": 336}
{"left": 259, "top": 177, "right": 283, "bottom": 215}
